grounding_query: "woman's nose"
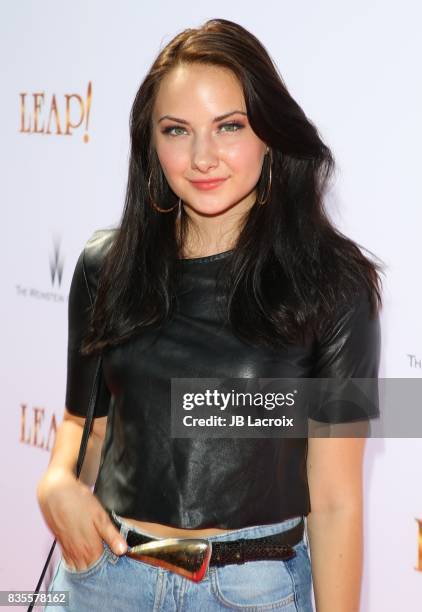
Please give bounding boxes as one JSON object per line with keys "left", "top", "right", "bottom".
{"left": 191, "top": 137, "right": 219, "bottom": 171}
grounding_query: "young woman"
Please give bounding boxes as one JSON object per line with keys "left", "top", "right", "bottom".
{"left": 38, "top": 18, "right": 383, "bottom": 612}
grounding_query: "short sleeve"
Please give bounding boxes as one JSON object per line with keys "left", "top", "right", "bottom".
{"left": 308, "top": 286, "right": 381, "bottom": 423}
{"left": 64, "top": 246, "right": 111, "bottom": 418}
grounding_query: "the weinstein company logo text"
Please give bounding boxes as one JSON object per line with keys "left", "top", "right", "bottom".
{"left": 15, "top": 235, "right": 67, "bottom": 302}
{"left": 19, "top": 81, "right": 92, "bottom": 142}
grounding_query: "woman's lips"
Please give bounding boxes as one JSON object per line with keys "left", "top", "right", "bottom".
{"left": 189, "top": 178, "right": 227, "bottom": 191}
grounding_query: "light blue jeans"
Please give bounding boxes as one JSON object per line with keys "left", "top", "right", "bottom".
{"left": 45, "top": 512, "right": 313, "bottom": 611}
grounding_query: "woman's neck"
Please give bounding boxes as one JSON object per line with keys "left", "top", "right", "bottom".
{"left": 175, "top": 200, "right": 251, "bottom": 258}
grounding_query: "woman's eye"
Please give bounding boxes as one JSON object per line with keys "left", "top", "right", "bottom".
{"left": 161, "top": 122, "right": 244, "bottom": 137}
{"left": 220, "top": 121, "right": 244, "bottom": 132}
{"left": 161, "top": 126, "right": 187, "bottom": 136}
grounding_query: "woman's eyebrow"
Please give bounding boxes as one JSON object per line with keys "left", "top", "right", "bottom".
{"left": 157, "top": 110, "right": 247, "bottom": 124}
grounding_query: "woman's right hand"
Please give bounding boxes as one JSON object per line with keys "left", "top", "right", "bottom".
{"left": 36, "top": 468, "right": 128, "bottom": 571}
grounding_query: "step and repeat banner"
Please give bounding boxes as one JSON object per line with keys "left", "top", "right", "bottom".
{"left": 1, "top": 2, "right": 420, "bottom": 610}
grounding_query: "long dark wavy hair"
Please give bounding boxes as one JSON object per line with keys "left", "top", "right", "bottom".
{"left": 82, "top": 17, "right": 384, "bottom": 356}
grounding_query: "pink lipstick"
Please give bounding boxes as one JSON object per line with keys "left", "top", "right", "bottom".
{"left": 189, "top": 178, "right": 227, "bottom": 191}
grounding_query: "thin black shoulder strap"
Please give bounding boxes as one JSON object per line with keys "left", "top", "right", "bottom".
{"left": 75, "top": 354, "right": 103, "bottom": 477}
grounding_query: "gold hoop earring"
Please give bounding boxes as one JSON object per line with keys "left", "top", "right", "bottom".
{"left": 256, "top": 149, "right": 272, "bottom": 206}
{"left": 148, "top": 172, "right": 180, "bottom": 213}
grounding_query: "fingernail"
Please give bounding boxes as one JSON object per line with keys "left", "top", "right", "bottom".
{"left": 118, "top": 541, "right": 127, "bottom": 554}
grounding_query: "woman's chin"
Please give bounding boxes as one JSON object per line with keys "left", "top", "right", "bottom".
{"left": 182, "top": 197, "right": 245, "bottom": 218}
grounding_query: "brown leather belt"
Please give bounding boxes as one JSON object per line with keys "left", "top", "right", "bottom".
{"left": 108, "top": 511, "right": 304, "bottom": 583}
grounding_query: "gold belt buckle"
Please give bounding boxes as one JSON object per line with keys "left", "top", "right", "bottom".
{"left": 126, "top": 537, "right": 212, "bottom": 582}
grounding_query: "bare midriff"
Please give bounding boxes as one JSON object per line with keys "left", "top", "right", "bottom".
{"left": 119, "top": 516, "right": 232, "bottom": 538}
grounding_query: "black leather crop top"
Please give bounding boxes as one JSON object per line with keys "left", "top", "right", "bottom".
{"left": 65, "top": 228, "right": 381, "bottom": 529}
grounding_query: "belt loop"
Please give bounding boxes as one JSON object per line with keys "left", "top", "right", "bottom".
{"left": 234, "top": 537, "right": 246, "bottom": 564}
{"left": 111, "top": 510, "right": 130, "bottom": 541}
